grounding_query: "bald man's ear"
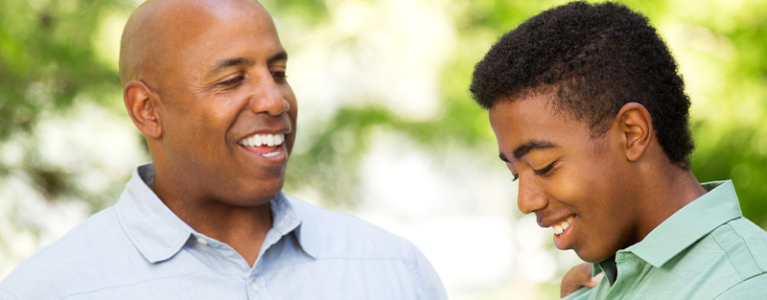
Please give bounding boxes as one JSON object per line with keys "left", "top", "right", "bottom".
{"left": 124, "top": 80, "right": 162, "bottom": 139}
{"left": 615, "top": 102, "right": 653, "bottom": 162}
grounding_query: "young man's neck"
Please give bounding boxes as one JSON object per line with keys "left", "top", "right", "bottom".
{"left": 633, "top": 164, "right": 707, "bottom": 245}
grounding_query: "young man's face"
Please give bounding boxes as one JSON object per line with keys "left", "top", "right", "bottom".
{"left": 489, "top": 94, "right": 642, "bottom": 263}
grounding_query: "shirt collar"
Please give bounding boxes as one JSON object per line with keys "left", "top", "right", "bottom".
{"left": 268, "top": 193, "right": 316, "bottom": 258}
{"left": 625, "top": 180, "right": 742, "bottom": 268}
{"left": 282, "top": 195, "right": 319, "bottom": 258}
{"left": 115, "top": 163, "right": 316, "bottom": 263}
{"left": 114, "top": 164, "right": 192, "bottom": 263}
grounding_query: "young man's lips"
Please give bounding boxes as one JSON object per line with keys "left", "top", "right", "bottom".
{"left": 551, "top": 215, "right": 577, "bottom": 250}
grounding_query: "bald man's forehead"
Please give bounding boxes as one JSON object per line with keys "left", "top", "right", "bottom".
{"left": 150, "top": 0, "right": 268, "bottom": 23}
{"left": 119, "top": 0, "right": 276, "bottom": 86}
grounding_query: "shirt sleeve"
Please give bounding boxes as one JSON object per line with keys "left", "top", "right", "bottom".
{"left": 411, "top": 246, "right": 448, "bottom": 300}
{"left": 714, "top": 274, "right": 767, "bottom": 300}
{"left": 561, "top": 287, "right": 593, "bottom": 300}
{"left": 0, "top": 288, "right": 24, "bottom": 300}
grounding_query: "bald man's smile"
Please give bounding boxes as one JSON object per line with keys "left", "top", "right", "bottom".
{"left": 235, "top": 129, "right": 291, "bottom": 167}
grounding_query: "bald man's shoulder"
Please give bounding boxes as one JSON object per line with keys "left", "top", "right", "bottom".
{"left": 0, "top": 195, "right": 447, "bottom": 300}
{"left": 0, "top": 208, "right": 130, "bottom": 300}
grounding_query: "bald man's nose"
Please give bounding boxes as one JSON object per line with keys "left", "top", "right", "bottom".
{"left": 249, "top": 76, "right": 288, "bottom": 116}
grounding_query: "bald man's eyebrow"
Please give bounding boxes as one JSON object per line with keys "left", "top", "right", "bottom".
{"left": 208, "top": 52, "right": 288, "bottom": 76}
{"left": 210, "top": 58, "right": 253, "bottom": 75}
{"left": 499, "top": 153, "right": 510, "bottom": 163}
{"left": 268, "top": 51, "right": 288, "bottom": 64}
{"left": 513, "top": 140, "right": 558, "bottom": 159}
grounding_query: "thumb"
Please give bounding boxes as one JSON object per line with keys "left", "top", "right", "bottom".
{"left": 585, "top": 272, "right": 604, "bottom": 288}
{"left": 560, "top": 263, "right": 595, "bottom": 298}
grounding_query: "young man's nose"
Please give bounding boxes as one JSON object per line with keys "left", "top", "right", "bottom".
{"left": 517, "top": 176, "right": 548, "bottom": 214}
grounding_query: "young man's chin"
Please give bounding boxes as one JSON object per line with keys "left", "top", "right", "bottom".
{"left": 568, "top": 244, "right": 607, "bottom": 264}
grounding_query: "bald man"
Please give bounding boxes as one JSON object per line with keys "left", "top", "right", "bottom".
{"left": 0, "top": 0, "right": 447, "bottom": 299}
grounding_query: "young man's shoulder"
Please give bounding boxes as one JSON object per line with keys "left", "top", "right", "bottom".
{"left": 0, "top": 207, "right": 140, "bottom": 299}
{"left": 713, "top": 272, "right": 767, "bottom": 299}
{"left": 710, "top": 217, "right": 767, "bottom": 277}
{"left": 725, "top": 216, "right": 767, "bottom": 242}
{"left": 675, "top": 216, "right": 767, "bottom": 298}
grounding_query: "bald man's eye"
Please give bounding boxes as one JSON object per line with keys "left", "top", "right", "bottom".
{"left": 219, "top": 76, "right": 244, "bottom": 86}
{"left": 271, "top": 71, "right": 287, "bottom": 82}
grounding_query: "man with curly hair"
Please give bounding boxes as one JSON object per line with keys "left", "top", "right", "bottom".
{"left": 471, "top": 1, "right": 767, "bottom": 299}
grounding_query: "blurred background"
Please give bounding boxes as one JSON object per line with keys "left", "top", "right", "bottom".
{"left": 1, "top": 0, "right": 766, "bottom": 298}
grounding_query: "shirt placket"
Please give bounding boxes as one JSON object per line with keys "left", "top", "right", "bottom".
{"left": 246, "top": 228, "right": 288, "bottom": 300}
{"left": 247, "top": 263, "right": 269, "bottom": 300}
{"left": 602, "top": 251, "right": 643, "bottom": 300}
{"left": 191, "top": 234, "right": 263, "bottom": 299}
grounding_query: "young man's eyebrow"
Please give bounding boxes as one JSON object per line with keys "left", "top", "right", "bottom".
{"left": 513, "top": 140, "right": 558, "bottom": 159}
{"left": 499, "top": 153, "right": 510, "bottom": 163}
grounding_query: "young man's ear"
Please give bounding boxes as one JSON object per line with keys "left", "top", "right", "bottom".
{"left": 124, "top": 80, "right": 162, "bottom": 139}
{"left": 615, "top": 102, "right": 653, "bottom": 162}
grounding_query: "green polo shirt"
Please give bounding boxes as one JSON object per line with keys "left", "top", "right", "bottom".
{"left": 563, "top": 180, "right": 767, "bottom": 300}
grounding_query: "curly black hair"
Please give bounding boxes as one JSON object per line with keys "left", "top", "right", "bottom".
{"left": 470, "top": 1, "right": 694, "bottom": 169}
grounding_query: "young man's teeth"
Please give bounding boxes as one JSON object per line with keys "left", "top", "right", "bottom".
{"left": 552, "top": 216, "right": 575, "bottom": 235}
{"left": 239, "top": 133, "right": 285, "bottom": 147}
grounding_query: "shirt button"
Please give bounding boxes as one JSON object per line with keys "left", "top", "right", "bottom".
{"left": 197, "top": 237, "right": 208, "bottom": 245}
{"left": 251, "top": 282, "right": 259, "bottom": 292}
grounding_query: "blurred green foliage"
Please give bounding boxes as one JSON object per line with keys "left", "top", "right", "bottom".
{"left": 0, "top": 0, "right": 129, "bottom": 203}
{"left": 2, "top": 0, "right": 766, "bottom": 226}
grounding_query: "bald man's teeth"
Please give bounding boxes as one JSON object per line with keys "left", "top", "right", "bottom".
{"left": 262, "top": 150, "right": 280, "bottom": 157}
{"left": 552, "top": 215, "right": 575, "bottom": 236}
{"left": 238, "top": 133, "right": 285, "bottom": 147}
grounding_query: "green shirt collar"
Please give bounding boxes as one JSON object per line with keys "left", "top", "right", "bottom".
{"left": 593, "top": 181, "right": 742, "bottom": 280}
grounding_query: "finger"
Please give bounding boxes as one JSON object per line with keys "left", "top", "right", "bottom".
{"left": 561, "top": 263, "right": 594, "bottom": 298}
{"left": 586, "top": 272, "right": 604, "bottom": 288}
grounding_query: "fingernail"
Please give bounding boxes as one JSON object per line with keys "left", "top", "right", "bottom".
{"left": 592, "top": 273, "right": 605, "bottom": 283}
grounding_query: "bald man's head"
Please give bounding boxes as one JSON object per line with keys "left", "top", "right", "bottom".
{"left": 118, "top": 0, "right": 272, "bottom": 87}
{"left": 119, "top": 0, "right": 298, "bottom": 206}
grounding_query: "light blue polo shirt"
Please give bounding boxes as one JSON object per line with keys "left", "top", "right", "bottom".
{"left": 0, "top": 164, "right": 447, "bottom": 300}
